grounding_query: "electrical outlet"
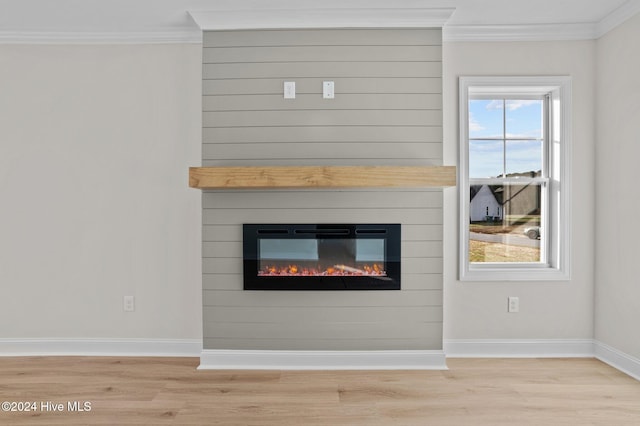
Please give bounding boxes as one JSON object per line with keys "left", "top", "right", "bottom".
{"left": 508, "top": 296, "right": 519, "bottom": 313}
{"left": 123, "top": 296, "right": 135, "bottom": 312}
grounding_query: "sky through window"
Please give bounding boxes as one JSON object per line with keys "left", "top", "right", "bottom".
{"left": 469, "top": 99, "right": 543, "bottom": 178}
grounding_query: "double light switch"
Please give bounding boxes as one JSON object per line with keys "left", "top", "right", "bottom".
{"left": 283, "top": 81, "right": 335, "bottom": 99}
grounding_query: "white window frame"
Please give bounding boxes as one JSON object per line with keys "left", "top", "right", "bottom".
{"left": 459, "top": 76, "right": 571, "bottom": 281}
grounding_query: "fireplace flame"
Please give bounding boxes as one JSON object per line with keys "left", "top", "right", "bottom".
{"left": 258, "top": 263, "right": 386, "bottom": 277}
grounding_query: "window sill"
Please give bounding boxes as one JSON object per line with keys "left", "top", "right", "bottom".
{"left": 460, "top": 265, "right": 571, "bottom": 282}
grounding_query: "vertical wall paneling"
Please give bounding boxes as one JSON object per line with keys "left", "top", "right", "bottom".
{"left": 201, "top": 29, "right": 443, "bottom": 350}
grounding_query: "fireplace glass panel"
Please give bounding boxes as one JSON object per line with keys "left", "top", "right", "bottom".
{"left": 259, "top": 239, "right": 319, "bottom": 261}
{"left": 258, "top": 238, "right": 386, "bottom": 277}
{"left": 243, "top": 224, "right": 400, "bottom": 290}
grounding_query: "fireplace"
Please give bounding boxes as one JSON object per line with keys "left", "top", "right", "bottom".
{"left": 243, "top": 224, "right": 401, "bottom": 290}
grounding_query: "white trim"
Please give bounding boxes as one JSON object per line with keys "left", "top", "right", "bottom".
{"left": 0, "top": 30, "right": 202, "bottom": 45}
{"left": 188, "top": 8, "right": 455, "bottom": 31}
{"left": 444, "top": 23, "right": 596, "bottom": 42}
{"left": 596, "top": 0, "right": 640, "bottom": 38}
{"left": 2, "top": 339, "right": 638, "bottom": 380}
{"left": 458, "top": 76, "right": 572, "bottom": 282}
{"left": 594, "top": 341, "right": 640, "bottom": 381}
{"left": 444, "top": 1, "right": 640, "bottom": 42}
{"left": 198, "top": 350, "right": 447, "bottom": 370}
{"left": 444, "top": 339, "right": 595, "bottom": 358}
{"left": 0, "top": 338, "right": 201, "bottom": 357}
{"left": 0, "top": 0, "right": 638, "bottom": 44}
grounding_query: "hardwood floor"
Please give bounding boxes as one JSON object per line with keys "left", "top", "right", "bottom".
{"left": 0, "top": 357, "right": 639, "bottom": 425}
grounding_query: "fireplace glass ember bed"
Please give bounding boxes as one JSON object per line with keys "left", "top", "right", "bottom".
{"left": 243, "top": 224, "right": 401, "bottom": 290}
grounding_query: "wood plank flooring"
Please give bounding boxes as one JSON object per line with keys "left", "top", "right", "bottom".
{"left": 0, "top": 357, "right": 639, "bottom": 425}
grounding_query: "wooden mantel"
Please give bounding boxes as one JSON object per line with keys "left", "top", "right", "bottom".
{"left": 189, "top": 166, "right": 456, "bottom": 189}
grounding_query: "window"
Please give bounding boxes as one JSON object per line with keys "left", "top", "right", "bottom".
{"left": 459, "top": 77, "right": 571, "bottom": 281}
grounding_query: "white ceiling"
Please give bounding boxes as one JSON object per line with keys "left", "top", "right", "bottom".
{"left": 0, "top": 0, "right": 638, "bottom": 43}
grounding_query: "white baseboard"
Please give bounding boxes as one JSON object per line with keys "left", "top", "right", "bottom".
{"left": 594, "top": 341, "right": 640, "bottom": 381}
{"left": 3, "top": 338, "right": 638, "bottom": 381}
{"left": 444, "top": 339, "right": 595, "bottom": 358}
{"left": 199, "top": 350, "right": 447, "bottom": 370}
{"left": 0, "top": 338, "right": 201, "bottom": 357}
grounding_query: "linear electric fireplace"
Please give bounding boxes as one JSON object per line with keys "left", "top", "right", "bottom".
{"left": 243, "top": 224, "right": 401, "bottom": 290}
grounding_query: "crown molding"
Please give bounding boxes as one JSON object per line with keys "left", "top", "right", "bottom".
{"left": 596, "top": 0, "right": 640, "bottom": 38}
{"left": 188, "top": 7, "right": 455, "bottom": 31}
{"left": 445, "top": 0, "right": 640, "bottom": 42}
{"left": 0, "top": 30, "right": 202, "bottom": 45}
{"left": 0, "top": 0, "right": 637, "bottom": 44}
{"left": 443, "top": 23, "right": 597, "bottom": 42}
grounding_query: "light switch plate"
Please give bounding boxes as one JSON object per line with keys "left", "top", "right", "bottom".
{"left": 323, "top": 81, "right": 335, "bottom": 99}
{"left": 284, "top": 81, "right": 295, "bottom": 99}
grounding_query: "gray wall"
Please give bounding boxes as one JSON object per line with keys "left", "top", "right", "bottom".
{"left": 443, "top": 40, "right": 596, "bottom": 342}
{"left": 202, "top": 29, "right": 444, "bottom": 350}
{"left": 0, "top": 44, "right": 202, "bottom": 341}
{"left": 595, "top": 12, "right": 640, "bottom": 360}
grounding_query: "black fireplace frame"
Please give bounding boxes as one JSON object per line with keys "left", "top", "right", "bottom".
{"left": 243, "top": 224, "right": 401, "bottom": 291}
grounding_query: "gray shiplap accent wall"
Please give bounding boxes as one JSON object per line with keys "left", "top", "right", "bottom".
{"left": 202, "top": 29, "right": 443, "bottom": 350}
